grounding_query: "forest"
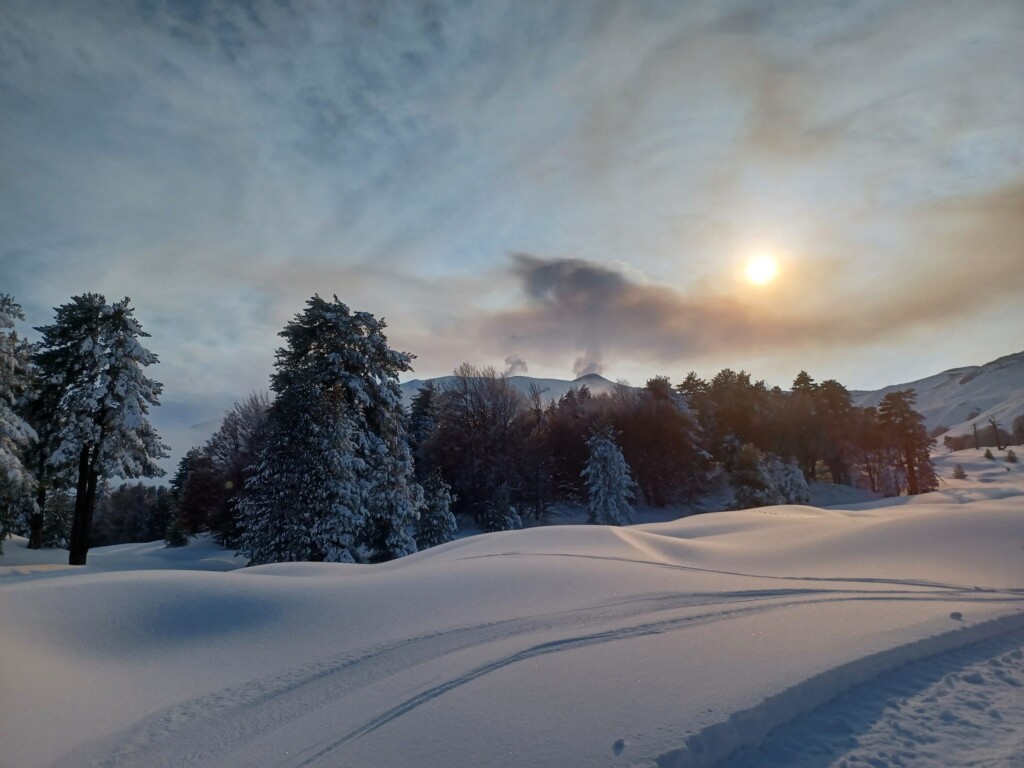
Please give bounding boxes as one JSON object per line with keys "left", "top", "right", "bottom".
{"left": 2, "top": 292, "right": 949, "bottom": 565}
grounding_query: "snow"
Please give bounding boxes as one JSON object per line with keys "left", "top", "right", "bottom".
{"left": 401, "top": 372, "right": 621, "bottom": 407}
{"left": 852, "top": 350, "right": 1024, "bottom": 436}
{"left": 718, "top": 631, "right": 1024, "bottom": 768}
{"left": 1, "top": 450, "right": 1022, "bottom": 768}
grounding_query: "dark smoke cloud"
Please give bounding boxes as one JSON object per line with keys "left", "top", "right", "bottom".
{"left": 503, "top": 354, "right": 529, "bottom": 376}
{"left": 481, "top": 185, "right": 1024, "bottom": 373}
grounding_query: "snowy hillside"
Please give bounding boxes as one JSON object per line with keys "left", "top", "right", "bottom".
{"left": 2, "top": 453, "right": 1022, "bottom": 768}
{"left": 400, "top": 371, "right": 620, "bottom": 405}
{"left": 852, "top": 350, "right": 1024, "bottom": 437}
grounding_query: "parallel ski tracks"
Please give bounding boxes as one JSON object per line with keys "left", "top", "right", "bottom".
{"left": 68, "top": 583, "right": 1023, "bottom": 768}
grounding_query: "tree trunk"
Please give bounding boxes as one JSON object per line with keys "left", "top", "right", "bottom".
{"left": 68, "top": 446, "right": 93, "bottom": 565}
{"left": 27, "top": 483, "right": 47, "bottom": 549}
{"left": 904, "top": 442, "right": 919, "bottom": 496}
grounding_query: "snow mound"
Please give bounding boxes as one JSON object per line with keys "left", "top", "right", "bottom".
{"left": 0, "top": 533, "right": 242, "bottom": 579}
{"left": 1, "top": 478, "right": 1022, "bottom": 768}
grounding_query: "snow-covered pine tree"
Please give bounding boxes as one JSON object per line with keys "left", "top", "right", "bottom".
{"left": 732, "top": 444, "right": 810, "bottom": 509}
{"left": 581, "top": 427, "right": 636, "bottom": 525}
{"left": 480, "top": 482, "right": 522, "bottom": 532}
{"left": 34, "top": 294, "right": 167, "bottom": 565}
{"left": 764, "top": 454, "right": 811, "bottom": 505}
{"left": 238, "top": 385, "right": 364, "bottom": 564}
{"left": 415, "top": 470, "right": 457, "bottom": 549}
{"left": 361, "top": 437, "right": 422, "bottom": 560}
{"left": 236, "top": 296, "right": 424, "bottom": 565}
{"left": 0, "top": 294, "right": 37, "bottom": 552}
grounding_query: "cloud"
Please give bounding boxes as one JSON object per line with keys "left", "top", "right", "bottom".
{"left": 3, "top": 0, "right": 1024, "bottom": 462}
{"left": 480, "top": 183, "right": 1024, "bottom": 375}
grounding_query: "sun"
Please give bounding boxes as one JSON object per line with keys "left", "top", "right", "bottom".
{"left": 744, "top": 253, "right": 779, "bottom": 285}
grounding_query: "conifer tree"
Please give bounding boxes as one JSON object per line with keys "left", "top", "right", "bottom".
{"left": 0, "top": 294, "right": 36, "bottom": 551}
{"left": 480, "top": 482, "right": 522, "bottom": 532}
{"left": 732, "top": 444, "right": 810, "bottom": 509}
{"left": 415, "top": 471, "right": 458, "bottom": 549}
{"left": 408, "top": 379, "right": 438, "bottom": 479}
{"left": 33, "top": 294, "right": 166, "bottom": 564}
{"left": 581, "top": 427, "right": 635, "bottom": 525}
{"left": 238, "top": 386, "right": 364, "bottom": 564}
{"left": 237, "top": 296, "right": 423, "bottom": 565}
{"left": 877, "top": 389, "right": 937, "bottom": 496}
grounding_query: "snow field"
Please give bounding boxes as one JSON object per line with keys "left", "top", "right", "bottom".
{"left": 0, "top": 449, "right": 1021, "bottom": 767}
{"left": 718, "top": 630, "right": 1024, "bottom": 768}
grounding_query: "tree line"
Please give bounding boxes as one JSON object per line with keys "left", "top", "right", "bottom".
{"left": 1, "top": 292, "right": 941, "bottom": 565}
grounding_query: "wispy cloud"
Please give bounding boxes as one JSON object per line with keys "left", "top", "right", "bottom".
{"left": 2, "top": 0, "right": 1022, "bottom": 462}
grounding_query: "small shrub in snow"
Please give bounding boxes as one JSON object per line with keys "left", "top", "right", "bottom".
{"left": 581, "top": 427, "right": 635, "bottom": 526}
{"left": 1007, "top": 449, "right": 1018, "bottom": 464}
{"left": 984, "top": 448, "right": 994, "bottom": 460}
{"left": 951, "top": 463, "right": 967, "bottom": 479}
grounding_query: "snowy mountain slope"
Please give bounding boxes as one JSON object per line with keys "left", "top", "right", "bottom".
{"left": 852, "top": 350, "right": 1024, "bottom": 436}
{"left": 401, "top": 349, "right": 1024, "bottom": 438}
{"left": 400, "top": 371, "right": 620, "bottom": 405}
{"left": 2, "top": 461, "right": 1022, "bottom": 768}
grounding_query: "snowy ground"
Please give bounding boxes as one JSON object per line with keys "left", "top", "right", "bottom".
{"left": 1, "top": 447, "right": 1021, "bottom": 768}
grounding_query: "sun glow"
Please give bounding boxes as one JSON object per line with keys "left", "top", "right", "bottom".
{"left": 744, "top": 253, "right": 779, "bottom": 285}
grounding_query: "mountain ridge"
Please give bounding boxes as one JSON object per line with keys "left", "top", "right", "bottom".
{"left": 851, "top": 350, "right": 1024, "bottom": 437}
{"left": 402, "top": 351, "right": 1024, "bottom": 440}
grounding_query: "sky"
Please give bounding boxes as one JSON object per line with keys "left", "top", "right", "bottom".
{"left": 2, "top": 0, "right": 1023, "bottom": 468}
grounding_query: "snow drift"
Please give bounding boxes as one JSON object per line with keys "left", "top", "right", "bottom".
{"left": 1, "top": 452, "right": 1022, "bottom": 768}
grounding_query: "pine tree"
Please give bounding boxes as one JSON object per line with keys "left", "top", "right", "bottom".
{"left": 415, "top": 471, "right": 458, "bottom": 549}
{"left": 877, "top": 390, "right": 937, "bottom": 496}
{"left": 236, "top": 296, "right": 423, "bottom": 565}
{"left": 166, "top": 447, "right": 216, "bottom": 542}
{"left": 238, "top": 387, "right": 364, "bottom": 564}
{"left": 408, "top": 379, "right": 438, "bottom": 480}
{"left": 34, "top": 294, "right": 167, "bottom": 565}
{"left": 480, "top": 482, "right": 522, "bottom": 532}
{"left": 732, "top": 444, "right": 810, "bottom": 509}
{"left": 0, "top": 294, "right": 36, "bottom": 552}
{"left": 952, "top": 463, "right": 967, "bottom": 479}
{"left": 581, "top": 427, "right": 635, "bottom": 525}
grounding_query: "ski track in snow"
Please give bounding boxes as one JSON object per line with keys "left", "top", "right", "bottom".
{"left": 715, "top": 630, "right": 1024, "bottom": 768}
{"left": 454, "top": 550, "right": 1024, "bottom": 593}
{"left": 64, "top": 585, "right": 1023, "bottom": 768}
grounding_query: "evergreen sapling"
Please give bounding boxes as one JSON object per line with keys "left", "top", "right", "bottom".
{"left": 581, "top": 427, "right": 636, "bottom": 525}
